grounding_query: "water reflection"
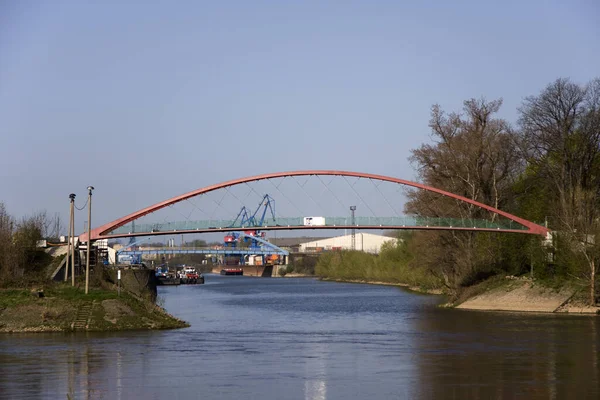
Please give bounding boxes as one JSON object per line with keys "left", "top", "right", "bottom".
{"left": 116, "top": 350, "right": 123, "bottom": 400}
{"left": 303, "top": 342, "right": 327, "bottom": 400}
{"left": 1, "top": 277, "right": 599, "bottom": 399}
{"left": 305, "top": 380, "right": 327, "bottom": 400}
{"left": 413, "top": 310, "right": 600, "bottom": 399}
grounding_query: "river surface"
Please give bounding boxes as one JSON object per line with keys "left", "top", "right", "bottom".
{"left": 1, "top": 275, "right": 599, "bottom": 399}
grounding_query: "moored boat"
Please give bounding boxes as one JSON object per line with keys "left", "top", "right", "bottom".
{"left": 220, "top": 268, "right": 243, "bottom": 276}
{"left": 179, "top": 266, "right": 205, "bottom": 284}
{"left": 155, "top": 266, "right": 180, "bottom": 285}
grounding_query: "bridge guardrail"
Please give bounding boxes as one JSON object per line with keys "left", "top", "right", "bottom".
{"left": 109, "top": 216, "right": 530, "bottom": 235}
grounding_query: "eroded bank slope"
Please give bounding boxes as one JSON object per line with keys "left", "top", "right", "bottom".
{"left": 455, "top": 278, "right": 599, "bottom": 314}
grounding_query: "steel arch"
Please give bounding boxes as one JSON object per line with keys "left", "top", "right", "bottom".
{"left": 81, "top": 170, "right": 549, "bottom": 241}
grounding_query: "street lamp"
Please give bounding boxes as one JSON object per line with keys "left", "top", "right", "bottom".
{"left": 85, "top": 186, "right": 94, "bottom": 294}
{"left": 68, "top": 194, "right": 76, "bottom": 286}
{"left": 70, "top": 193, "right": 77, "bottom": 286}
{"left": 65, "top": 195, "right": 73, "bottom": 282}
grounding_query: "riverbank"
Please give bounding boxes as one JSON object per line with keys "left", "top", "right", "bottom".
{"left": 277, "top": 272, "right": 315, "bottom": 278}
{"left": 454, "top": 276, "right": 600, "bottom": 314}
{"left": 0, "top": 284, "right": 189, "bottom": 333}
{"left": 319, "top": 277, "right": 444, "bottom": 295}
{"left": 319, "top": 275, "right": 599, "bottom": 314}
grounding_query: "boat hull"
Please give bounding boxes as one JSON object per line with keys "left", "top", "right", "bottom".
{"left": 220, "top": 268, "right": 244, "bottom": 276}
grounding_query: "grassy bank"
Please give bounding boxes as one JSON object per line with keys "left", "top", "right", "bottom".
{"left": 315, "top": 246, "right": 444, "bottom": 293}
{"left": 312, "top": 243, "right": 598, "bottom": 313}
{"left": 0, "top": 283, "right": 189, "bottom": 333}
{"left": 315, "top": 251, "right": 599, "bottom": 313}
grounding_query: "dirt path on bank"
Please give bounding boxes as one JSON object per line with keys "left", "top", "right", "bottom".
{"left": 456, "top": 280, "right": 598, "bottom": 314}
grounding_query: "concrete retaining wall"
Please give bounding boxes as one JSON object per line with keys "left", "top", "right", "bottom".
{"left": 103, "top": 267, "right": 157, "bottom": 302}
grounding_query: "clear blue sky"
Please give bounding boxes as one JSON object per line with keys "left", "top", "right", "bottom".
{"left": 1, "top": 0, "right": 598, "bottom": 233}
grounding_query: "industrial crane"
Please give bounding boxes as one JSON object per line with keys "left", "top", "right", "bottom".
{"left": 224, "top": 194, "right": 275, "bottom": 249}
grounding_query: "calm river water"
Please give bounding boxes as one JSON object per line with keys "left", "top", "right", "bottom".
{"left": 1, "top": 275, "right": 599, "bottom": 399}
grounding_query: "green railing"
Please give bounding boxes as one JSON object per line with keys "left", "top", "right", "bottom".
{"left": 110, "top": 216, "right": 531, "bottom": 235}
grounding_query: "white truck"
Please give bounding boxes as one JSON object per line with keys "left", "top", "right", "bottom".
{"left": 303, "top": 217, "right": 326, "bottom": 226}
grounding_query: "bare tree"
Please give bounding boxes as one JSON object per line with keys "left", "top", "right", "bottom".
{"left": 411, "top": 98, "right": 521, "bottom": 213}
{"left": 42, "top": 212, "right": 64, "bottom": 240}
{"left": 407, "top": 98, "right": 521, "bottom": 288}
{"left": 0, "top": 204, "right": 59, "bottom": 284}
{"left": 518, "top": 77, "right": 600, "bottom": 304}
{"left": 0, "top": 203, "right": 17, "bottom": 281}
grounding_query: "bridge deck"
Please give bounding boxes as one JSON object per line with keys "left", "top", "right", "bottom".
{"left": 119, "top": 248, "right": 288, "bottom": 256}
{"left": 107, "top": 216, "right": 533, "bottom": 237}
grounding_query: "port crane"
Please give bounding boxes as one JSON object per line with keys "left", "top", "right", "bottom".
{"left": 224, "top": 194, "right": 276, "bottom": 250}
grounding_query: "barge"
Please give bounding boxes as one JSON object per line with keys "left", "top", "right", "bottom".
{"left": 156, "top": 266, "right": 205, "bottom": 285}
{"left": 220, "top": 268, "right": 244, "bottom": 276}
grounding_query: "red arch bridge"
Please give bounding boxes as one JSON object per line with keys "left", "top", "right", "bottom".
{"left": 81, "top": 170, "right": 549, "bottom": 258}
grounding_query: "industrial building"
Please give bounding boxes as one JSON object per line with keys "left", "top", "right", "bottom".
{"left": 298, "top": 233, "right": 395, "bottom": 254}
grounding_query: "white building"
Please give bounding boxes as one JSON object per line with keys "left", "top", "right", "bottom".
{"left": 298, "top": 233, "right": 396, "bottom": 254}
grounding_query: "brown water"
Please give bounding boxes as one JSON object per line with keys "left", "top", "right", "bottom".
{"left": 1, "top": 275, "right": 599, "bottom": 399}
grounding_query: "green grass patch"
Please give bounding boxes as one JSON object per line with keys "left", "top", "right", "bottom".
{"left": 44, "top": 285, "right": 119, "bottom": 302}
{"left": 0, "top": 289, "right": 32, "bottom": 308}
{"left": 0, "top": 281, "right": 188, "bottom": 332}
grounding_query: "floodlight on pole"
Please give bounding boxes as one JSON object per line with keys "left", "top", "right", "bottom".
{"left": 69, "top": 193, "right": 76, "bottom": 286}
{"left": 66, "top": 194, "right": 76, "bottom": 286}
{"left": 65, "top": 194, "right": 74, "bottom": 282}
{"left": 350, "top": 206, "right": 357, "bottom": 250}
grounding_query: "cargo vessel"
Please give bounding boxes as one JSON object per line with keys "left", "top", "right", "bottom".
{"left": 220, "top": 268, "right": 244, "bottom": 276}
{"left": 179, "top": 267, "right": 205, "bottom": 284}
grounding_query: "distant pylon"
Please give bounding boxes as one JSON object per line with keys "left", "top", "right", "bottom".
{"left": 350, "top": 206, "right": 356, "bottom": 250}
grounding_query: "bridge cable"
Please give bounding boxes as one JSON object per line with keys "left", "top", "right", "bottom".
{"left": 224, "top": 185, "right": 265, "bottom": 224}
{"left": 369, "top": 178, "right": 401, "bottom": 217}
{"left": 168, "top": 204, "right": 195, "bottom": 229}
{"left": 224, "top": 186, "right": 247, "bottom": 211}
{"left": 267, "top": 177, "right": 305, "bottom": 218}
{"left": 185, "top": 197, "right": 211, "bottom": 218}
{"left": 343, "top": 176, "right": 377, "bottom": 217}
{"left": 293, "top": 176, "right": 326, "bottom": 214}
{"left": 316, "top": 175, "right": 347, "bottom": 213}
{"left": 244, "top": 182, "right": 264, "bottom": 203}
{"left": 209, "top": 189, "right": 236, "bottom": 220}
{"left": 297, "top": 177, "right": 310, "bottom": 188}
{"left": 240, "top": 185, "right": 256, "bottom": 207}
{"left": 340, "top": 176, "right": 369, "bottom": 215}
{"left": 155, "top": 216, "right": 170, "bottom": 232}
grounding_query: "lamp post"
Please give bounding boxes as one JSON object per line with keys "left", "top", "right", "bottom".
{"left": 70, "top": 194, "right": 76, "bottom": 286}
{"left": 69, "top": 193, "right": 81, "bottom": 286}
{"left": 350, "top": 206, "right": 356, "bottom": 251}
{"left": 65, "top": 194, "right": 76, "bottom": 284}
{"left": 85, "top": 186, "right": 94, "bottom": 294}
{"left": 64, "top": 195, "right": 73, "bottom": 282}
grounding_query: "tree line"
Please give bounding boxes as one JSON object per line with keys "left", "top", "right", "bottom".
{"left": 405, "top": 77, "right": 600, "bottom": 304}
{"left": 0, "top": 203, "right": 63, "bottom": 285}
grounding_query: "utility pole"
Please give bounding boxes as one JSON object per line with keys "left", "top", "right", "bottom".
{"left": 70, "top": 194, "right": 76, "bottom": 286}
{"left": 65, "top": 195, "right": 73, "bottom": 282}
{"left": 350, "top": 206, "right": 356, "bottom": 251}
{"left": 85, "top": 186, "right": 94, "bottom": 294}
{"left": 65, "top": 194, "right": 76, "bottom": 283}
